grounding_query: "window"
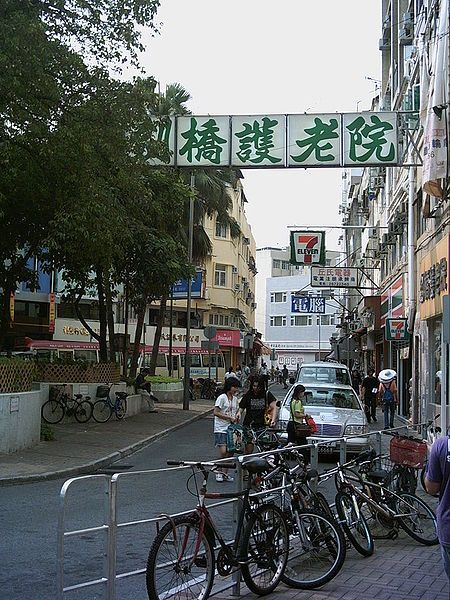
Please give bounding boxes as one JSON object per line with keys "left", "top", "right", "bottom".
{"left": 281, "top": 260, "right": 290, "bottom": 270}
{"left": 290, "top": 315, "right": 311, "bottom": 326}
{"left": 270, "top": 292, "right": 287, "bottom": 303}
{"left": 215, "top": 220, "right": 227, "bottom": 238}
{"left": 316, "top": 314, "right": 335, "bottom": 326}
{"left": 214, "top": 264, "right": 227, "bottom": 287}
{"left": 273, "top": 259, "right": 281, "bottom": 269}
{"left": 270, "top": 316, "right": 286, "bottom": 327}
{"left": 209, "top": 313, "right": 230, "bottom": 326}
{"left": 181, "top": 354, "right": 201, "bottom": 367}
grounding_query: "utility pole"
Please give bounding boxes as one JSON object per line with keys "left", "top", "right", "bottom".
{"left": 183, "top": 174, "right": 195, "bottom": 410}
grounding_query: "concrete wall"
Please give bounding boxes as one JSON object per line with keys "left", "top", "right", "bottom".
{"left": 0, "top": 390, "right": 44, "bottom": 454}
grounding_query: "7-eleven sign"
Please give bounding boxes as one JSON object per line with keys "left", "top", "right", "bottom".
{"left": 289, "top": 230, "right": 326, "bottom": 266}
{"left": 386, "top": 318, "right": 409, "bottom": 341}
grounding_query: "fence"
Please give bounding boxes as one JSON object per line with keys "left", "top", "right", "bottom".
{"left": 56, "top": 422, "right": 420, "bottom": 600}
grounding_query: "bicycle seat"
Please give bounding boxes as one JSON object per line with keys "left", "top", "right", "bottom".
{"left": 115, "top": 392, "right": 128, "bottom": 399}
{"left": 74, "top": 394, "right": 83, "bottom": 399}
{"left": 241, "top": 457, "right": 272, "bottom": 474}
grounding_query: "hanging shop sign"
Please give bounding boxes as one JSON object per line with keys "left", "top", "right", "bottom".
{"left": 9, "top": 292, "right": 14, "bottom": 322}
{"left": 172, "top": 270, "right": 205, "bottom": 299}
{"left": 385, "top": 318, "right": 409, "bottom": 341}
{"left": 419, "top": 235, "right": 449, "bottom": 319}
{"left": 291, "top": 295, "right": 326, "bottom": 314}
{"left": 290, "top": 231, "right": 326, "bottom": 266}
{"left": 48, "top": 293, "right": 56, "bottom": 333}
{"left": 149, "top": 112, "right": 399, "bottom": 168}
{"left": 380, "top": 275, "right": 404, "bottom": 328}
{"left": 310, "top": 267, "right": 359, "bottom": 288}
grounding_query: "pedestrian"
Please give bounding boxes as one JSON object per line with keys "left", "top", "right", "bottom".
{"left": 134, "top": 367, "right": 157, "bottom": 413}
{"left": 270, "top": 365, "right": 275, "bottom": 381}
{"left": 282, "top": 365, "right": 289, "bottom": 389}
{"left": 235, "top": 364, "right": 242, "bottom": 382}
{"left": 224, "top": 366, "right": 237, "bottom": 380}
{"left": 241, "top": 363, "right": 251, "bottom": 390}
{"left": 351, "top": 369, "right": 362, "bottom": 396}
{"left": 287, "top": 384, "right": 311, "bottom": 463}
{"left": 259, "top": 362, "right": 269, "bottom": 391}
{"left": 360, "top": 366, "right": 378, "bottom": 423}
{"left": 239, "top": 376, "right": 278, "bottom": 454}
{"left": 377, "top": 369, "right": 398, "bottom": 429}
{"left": 213, "top": 376, "right": 241, "bottom": 482}
{"left": 425, "top": 436, "right": 450, "bottom": 594}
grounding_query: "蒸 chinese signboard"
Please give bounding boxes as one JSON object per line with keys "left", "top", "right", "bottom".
{"left": 150, "top": 112, "right": 399, "bottom": 168}
{"left": 291, "top": 295, "right": 326, "bottom": 314}
{"left": 290, "top": 231, "right": 326, "bottom": 266}
{"left": 310, "top": 267, "right": 359, "bottom": 288}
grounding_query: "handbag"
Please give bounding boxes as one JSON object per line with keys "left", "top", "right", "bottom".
{"left": 305, "top": 415, "right": 318, "bottom": 434}
{"left": 263, "top": 391, "right": 274, "bottom": 425}
{"left": 290, "top": 400, "right": 311, "bottom": 436}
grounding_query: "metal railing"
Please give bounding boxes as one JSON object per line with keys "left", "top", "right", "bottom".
{"left": 56, "top": 420, "right": 423, "bottom": 599}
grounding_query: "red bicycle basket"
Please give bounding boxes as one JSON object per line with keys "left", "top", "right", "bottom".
{"left": 389, "top": 436, "right": 427, "bottom": 468}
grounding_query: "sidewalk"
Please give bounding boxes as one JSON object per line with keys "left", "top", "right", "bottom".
{"left": 0, "top": 399, "right": 215, "bottom": 485}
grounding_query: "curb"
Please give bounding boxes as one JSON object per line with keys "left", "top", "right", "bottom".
{"left": 0, "top": 407, "right": 214, "bottom": 486}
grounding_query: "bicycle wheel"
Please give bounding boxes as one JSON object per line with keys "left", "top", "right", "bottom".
{"left": 395, "top": 492, "right": 438, "bottom": 545}
{"left": 420, "top": 461, "right": 428, "bottom": 492}
{"left": 335, "top": 491, "right": 374, "bottom": 557}
{"left": 41, "top": 400, "right": 64, "bottom": 424}
{"left": 282, "top": 508, "right": 346, "bottom": 589}
{"left": 115, "top": 397, "right": 127, "bottom": 420}
{"left": 92, "top": 399, "right": 113, "bottom": 423}
{"left": 240, "top": 503, "right": 289, "bottom": 595}
{"left": 146, "top": 515, "right": 215, "bottom": 600}
{"left": 74, "top": 400, "right": 93, "bottom": 423}
{"left": 386, "top": 465, "right": 417, "bottom": 494}
{"left": 311, "top": 491, "right": 335, "bottom": 520}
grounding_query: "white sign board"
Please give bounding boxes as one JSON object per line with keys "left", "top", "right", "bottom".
{"left": 231, "top": 115, "right": 285, "bottom": 167}
{"left": 177, "top": 116, "right": 230, "bottom": 167}
{"left": 311, "top": 267, "right": 359, "bottom": 288}
{"left": 288, "top": 114, "right": 341, "bottom": 166}
{"left": 10, "top": 396, "right": 19, "bottom": 413}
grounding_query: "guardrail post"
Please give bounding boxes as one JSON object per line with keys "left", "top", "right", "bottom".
{"left": 106, "top": 477, "right": 118, "bottom": 600}
{"left": 57, "top": 480, "right": 72, "bottom": 600}
{"left": 339, "top": 438, "right": 347, "bottom": 465}
{"left": 231, "top": 461, "right": 242, "bottom": 597}
{"left": 376, "top": 431, "right": 382, "bottom": 455}
{"left": 309, "top": 443, "right": 319, "bottom": 491}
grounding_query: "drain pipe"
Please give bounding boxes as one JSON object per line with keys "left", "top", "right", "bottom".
{"left": 407, "top": 165, "right": 418, "bottom": 424}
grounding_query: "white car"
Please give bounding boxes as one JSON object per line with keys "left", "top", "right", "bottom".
{"left": 294, "top": 361, "right": 352, "bottom": 387}
{"left": 277, "top": 382, "right": 369, "bottom": 454}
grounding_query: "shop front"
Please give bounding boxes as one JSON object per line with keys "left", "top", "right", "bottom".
{"left": 417, "top": 234, "right": 449, "bottom": 426}
{"left": 213, "top": 329, "right": 242, "bottom": 370}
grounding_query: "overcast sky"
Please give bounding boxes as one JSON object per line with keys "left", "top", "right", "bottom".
{"left": 140, "top": 0, "right": 381, "bottom": 251}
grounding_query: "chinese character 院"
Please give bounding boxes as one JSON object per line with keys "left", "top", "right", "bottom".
{"left": 346, "top": 114, "right": 395, "bottom": 163}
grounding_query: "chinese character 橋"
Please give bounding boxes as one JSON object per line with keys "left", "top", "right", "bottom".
{"left": 290, "top": 117, "right": 339, "bottom": 163}
{"left": 234, "top": 117, "right": 282, "bottom": 164}
{"left": 346, "top": 114, "right": 396, "bottom": 163}
{"left": 179, "top": 117, "right": 227, "bottom": 165}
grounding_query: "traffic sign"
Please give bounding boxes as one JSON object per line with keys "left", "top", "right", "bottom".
{"left": 204, "top": 326, "right": 217, "bottom": 340}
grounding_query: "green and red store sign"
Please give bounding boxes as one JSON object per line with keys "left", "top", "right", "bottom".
{"left": 380, "top": 274, "right": 405, "bottom": 334}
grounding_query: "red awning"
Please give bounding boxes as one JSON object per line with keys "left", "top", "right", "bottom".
{"left": 25, "top": 339, "right": 205, "bottom": 354}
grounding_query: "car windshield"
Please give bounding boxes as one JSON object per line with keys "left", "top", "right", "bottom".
{"left": 297, "top": 367, "right": 351, "bottom": 386}
{"left": 291, "top": 387, "right": 360, "bottom": 410}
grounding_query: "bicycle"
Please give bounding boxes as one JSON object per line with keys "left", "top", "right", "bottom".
{"left": 41, "top": 384, "right": 93, "bottom": 424}
{"left": 257, "top": 448, "right": 346, "bottom": 589}
{"left": 333, "top": 449, "right": 438, "bottom": 557}
{"left": 92, "top": 388, "right": 128, "bottom": 423}
{"left": 420, "top": 413, "right": 442, "bottom": 491}
{"left": 145, "top": 457, "right": 289, "bottom": 600}
{"left": 380, "top": 430, "right": 429, "bottom": 494}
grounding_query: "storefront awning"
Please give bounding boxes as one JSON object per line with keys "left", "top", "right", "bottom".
{"left": 253, "top": 338, "right": 272, "bottom": 355}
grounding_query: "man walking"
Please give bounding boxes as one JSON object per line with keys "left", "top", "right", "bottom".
{"left": 281, "top": 365, "right": 289, "bottom": 389}
{"left": 425, "top": 436, "right": 450, "bottom": 595}
{"left": 360, "top": 367, "right": 378, "bottom": 423}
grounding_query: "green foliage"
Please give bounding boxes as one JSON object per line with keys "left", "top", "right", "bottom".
{"left": 146, "top": 376, "right": 182, "bottom": 384}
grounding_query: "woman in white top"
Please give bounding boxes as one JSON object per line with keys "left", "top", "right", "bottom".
{"left": 213, "top": 376, "right": 241, "bottom": 482}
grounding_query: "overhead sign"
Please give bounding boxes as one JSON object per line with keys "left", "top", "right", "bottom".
{"left": 149, "top": 112, "right": 399, "bottom": 168}
{"left": 290, "top": 231, "right": 326, "bottom": 266}
{"left": 311, "top": 267, "right": 359, "bottom": 288}
{"left": 172, "top": 270, "right": 205, "bottom": 299}
{"left": 291, "top": 295, "right": 326, "bottom": 314}
{"left": 385, "top": 318, "right": 409, "bottom": 341}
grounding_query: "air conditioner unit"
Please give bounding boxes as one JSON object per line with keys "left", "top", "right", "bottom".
{"left": 232, "top": 266, "right": 238, "bottom": 274}
{"left": 204, "top": 288, "right": 210, "bottom": 300}
{"left": 358, "top": 258, "right": 365, "bottom": 268}
{"left": 242, "top": 276, "right": 247, "bottom": 283}
{"left": 369, "top": 227, "right": 378, "bottom": 239}
{"left": 388, "top": 221, "right": 403, "bottom": 236}
{"left": 234, "top": 283, "right": 242, "bottom": 291}
{"left": 379, "top": 37, "right": 390, "bottom": 50}
{"left": 251, "top": 302, "right": 257, "bottom": 309}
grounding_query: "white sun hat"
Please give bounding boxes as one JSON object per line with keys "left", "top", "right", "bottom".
{"left": 378, "top": 369, "right": 397, "bottom": 383}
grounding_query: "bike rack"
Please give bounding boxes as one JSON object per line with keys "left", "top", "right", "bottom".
{"left": 56, "top": 421, "right": 423, "bottom": 599}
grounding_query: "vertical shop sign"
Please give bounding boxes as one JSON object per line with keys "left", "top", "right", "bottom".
{"left": 9, "top": 292, "right": 14, "bottom": 323}
{"left": 49, "top": 293, "right": 56, "bottom": 333}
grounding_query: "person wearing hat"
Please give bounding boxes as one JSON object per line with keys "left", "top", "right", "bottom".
{"left": 377, "top": 369, "right": 398, "bottom": 429}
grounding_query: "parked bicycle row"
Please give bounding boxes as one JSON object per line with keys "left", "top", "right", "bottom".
{"left": 41, "top": 384, "right": 128, "bottom": 424}
{"left": 145, "top": 426, "right": 438, "bottom": 600}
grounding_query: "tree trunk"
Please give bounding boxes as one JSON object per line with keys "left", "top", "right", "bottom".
{"left": 95, "top": 268, "right": 108, "bottom": 362}
{"left": 0, "top": 285, "right": 15, "bottom": 351}
{"left": 104, "top": 275, "right": 116, "bottom": 361}
{"left": 130, "top": 300, "right": 146, "bottom": 379}
{"left": 149, "top": 296, "right": 167, "bottom": 376}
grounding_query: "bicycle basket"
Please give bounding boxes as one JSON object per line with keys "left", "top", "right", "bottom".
{"left": 389, "top": 436, "right": 426, "bottom": 468}
{"left": 96, "top": 385, "right": 110, "bottom": 399}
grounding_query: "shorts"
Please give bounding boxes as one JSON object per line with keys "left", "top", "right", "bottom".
{"left": 214, "top": 432, "right": 228, "bottom": 447}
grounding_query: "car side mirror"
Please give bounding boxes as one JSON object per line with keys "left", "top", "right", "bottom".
{"left": 289, "top": 377, "right": 295, "bottom": 384}
{"left": 276, "top": 400, "right": 281, "bottom": 407}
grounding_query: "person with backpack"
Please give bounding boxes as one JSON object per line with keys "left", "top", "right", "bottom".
{"left": 239, "top": 376, "right": 278, "bottom": 454}
{"left": 377, "top": 369, "right": 398, "bottom": 429}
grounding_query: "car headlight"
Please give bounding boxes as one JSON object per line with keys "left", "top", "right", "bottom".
{"left": 345, "top": 424, "right": 367, "bottom": 435}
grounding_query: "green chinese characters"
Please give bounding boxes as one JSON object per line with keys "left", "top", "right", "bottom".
{"left": 234, "top": 116, "right": 283, "bottom": 164}
{"left": 179, "top": 117, "right": 227, "bottom": 165}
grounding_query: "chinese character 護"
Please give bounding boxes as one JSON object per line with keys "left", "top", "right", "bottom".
{"left": 235, "top": 117, "right": 282, "bottom": 164}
